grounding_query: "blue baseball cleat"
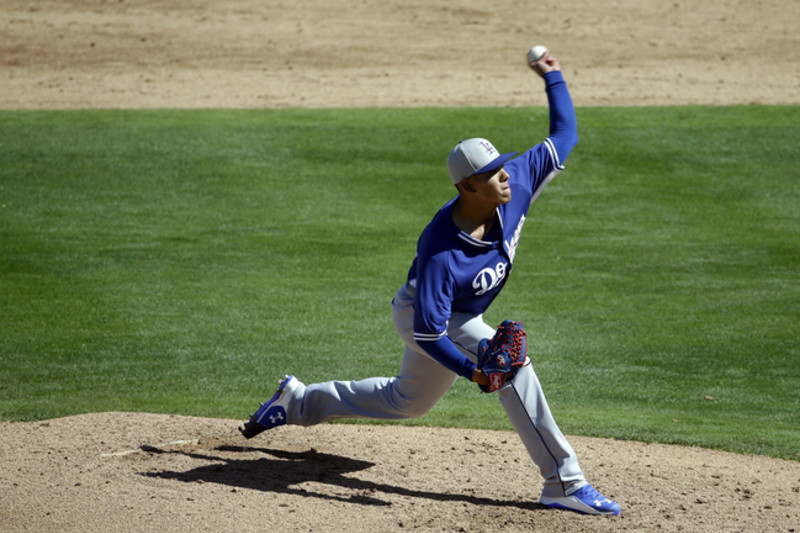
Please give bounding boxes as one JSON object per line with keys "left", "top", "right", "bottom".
{"left": 540, "top": 484, "right": 621, "bottom": 515}
{"left": 240, "top": 375, "right": 298, "bottom": 439}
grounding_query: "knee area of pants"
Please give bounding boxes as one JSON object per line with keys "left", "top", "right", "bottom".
{"left": 400, "top": 403, "right": 433, "bottom": 419}
{"left": 389, "top": 393, "right": 432, "bottom": 419}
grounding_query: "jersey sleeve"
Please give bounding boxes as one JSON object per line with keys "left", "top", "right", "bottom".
{"left": 412, "top": 252, "right": 453, "bottom": 343}
{"left": 417, "top": 337, "right": 477, "bottom": 379}
{"left": 544, "top": 70, "right": 578, "bottom": 162}
{"left": 505, "top": 139, "right": 565, "bottom": 205}
{"left": 504, "top": 71, "right": 578, "bottom": 204}
{"left": 411, "top": 248, "right": 479, "bottom": 380}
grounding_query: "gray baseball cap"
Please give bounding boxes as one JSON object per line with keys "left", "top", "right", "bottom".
{"left": 447, "top": 138, "right": 517, "bottom": 185}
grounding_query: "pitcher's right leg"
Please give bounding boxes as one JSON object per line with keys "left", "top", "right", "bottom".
{"left": 290, "top": 345, "right": 458, "bottom": 425}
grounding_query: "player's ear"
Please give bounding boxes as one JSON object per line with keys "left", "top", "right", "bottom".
{"left": 459, "top": 178, "right": 476, "bottom": 193}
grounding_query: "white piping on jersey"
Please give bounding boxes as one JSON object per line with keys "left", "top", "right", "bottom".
{"left": 414, "top": 331, "right": 447, "bottom": 342}
{"left": 529, "top": 138, "right": 564, "bottom": 206}
{"left": 456, "top": 232, "right": 495, "bottom": 247}
{"left": 545, "top": 137, "right": 565, "bottom": 170}
{"left": 456, "top": 207, "right": 503, "bottom": 248}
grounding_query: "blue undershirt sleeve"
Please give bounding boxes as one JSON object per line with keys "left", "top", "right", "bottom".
{"left": 417, "top": 337, "right": 477, "bottom": 380}
{"left": 544, "top": 71, "right": 578, "bottom": 161}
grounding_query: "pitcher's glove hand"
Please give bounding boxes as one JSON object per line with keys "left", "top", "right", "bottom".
{"left": 477, "top": 320, "right": 528, "bottom": 393}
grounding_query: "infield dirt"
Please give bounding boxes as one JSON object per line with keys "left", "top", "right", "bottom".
{"left": 2, "top": 1, "right": 799, "bottom": 531}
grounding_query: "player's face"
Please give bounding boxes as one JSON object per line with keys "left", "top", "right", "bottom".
{"left": 465, "top": 167, "right": 511, "bottom": 206}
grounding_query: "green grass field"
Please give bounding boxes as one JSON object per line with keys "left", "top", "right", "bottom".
{"left": 2, "top": 106, "right": 798, "bottom": 460}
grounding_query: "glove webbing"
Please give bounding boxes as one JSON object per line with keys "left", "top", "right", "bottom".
{"left": 493, "top": 321, "right": 526, "bottom": 367}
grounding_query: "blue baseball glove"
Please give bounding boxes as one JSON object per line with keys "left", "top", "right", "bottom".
{"left": 477, "top": 320, "right": 528, "bottom": 393}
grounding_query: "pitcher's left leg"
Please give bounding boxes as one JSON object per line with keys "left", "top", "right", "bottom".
{"left": 497, "top": 363, "right": 585, "bottom": 496}
{"left": 496, "top": 346, "right": 620, "bottom": 514}
{"left": 448, "top": 313, "right": 618, "bottom": 514}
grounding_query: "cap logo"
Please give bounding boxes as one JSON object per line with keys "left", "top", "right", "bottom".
{"left": 480, "top": 140, "right": 498, "bottom": 157}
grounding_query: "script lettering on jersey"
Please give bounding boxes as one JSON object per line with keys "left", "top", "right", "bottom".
{"left": 472, "top": 262, "right": 508, "bottom": 296}
{"left": 504, "top": 214, "right": 526, "bottom": 264}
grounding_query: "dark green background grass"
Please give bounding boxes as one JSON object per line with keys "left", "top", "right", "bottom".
{"left": 1, "top": 106, "right": 798, "bottom": 460}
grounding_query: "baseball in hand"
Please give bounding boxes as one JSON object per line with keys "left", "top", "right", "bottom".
{"left": 527, "top": 45, "right": 547, "bottom": 64}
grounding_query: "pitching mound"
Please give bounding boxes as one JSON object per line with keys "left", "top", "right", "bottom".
{"left": 1, "top": 413, "right": 799, "bottom": 532}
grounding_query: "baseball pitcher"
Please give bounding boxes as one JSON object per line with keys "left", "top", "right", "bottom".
{"left": 240, "top": 48, "right": 620, "bottom": 516}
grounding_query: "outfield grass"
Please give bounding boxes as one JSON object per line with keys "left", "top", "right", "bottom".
{"left": 1, "top": 106, "right": 798, "bottom": 461}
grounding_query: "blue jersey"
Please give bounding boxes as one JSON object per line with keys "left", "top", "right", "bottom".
{"left": 408, "top": 71, "right": 577, "bottom": 379}
{"left": 409, "top": 139, "right": 565, "bottom": 340}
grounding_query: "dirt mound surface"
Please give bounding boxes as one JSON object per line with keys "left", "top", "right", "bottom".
{"left": 2, "top": 0, "right": 798, "bottom": 109}
{"left": 2, "top": 1, "right": 799, "bottom": 531}
{"left": 2, "top": 413, "right": 799, "bottom": 532}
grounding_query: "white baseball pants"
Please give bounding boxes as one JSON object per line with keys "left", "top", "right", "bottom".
{"left": 281, "top": 282, "right": 587, "bottom": 497}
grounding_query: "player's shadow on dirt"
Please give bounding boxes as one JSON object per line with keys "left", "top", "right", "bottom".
{"left": 142, "top": 444, "right": 541, "bottom": 510}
